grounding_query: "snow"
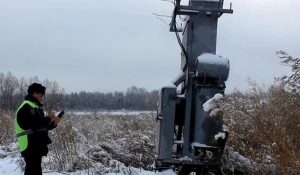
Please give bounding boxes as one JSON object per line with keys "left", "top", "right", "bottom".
{"left": 69, "top": 110, "right": 154, "bottom": 116}
{"left": 0, "top": 155, "right": 177, "bottom": 175}
{"left": 214, "top": 132, "right": 226, "bottom": 140}
{"left": 171, "top": 71, "right": 185, "bottom": 84}
{"left": 202, "top": 93, "right": 224, "bottom": 116}
{"left": 222, "top": 125, "right": 229, "bottom": 132}
{"left": 0, "top": 157, "right": 24, "bottom": 175}
{"left": 191, "top": 142, "right": 215, "bottom": 148}
{"left": 212, "top": 93, "right": 223, "bottom": 100}
{"left": 197, "top": 53, "right": 229, "bottom": 67}
{"left": 141, "top": 135, "right": 149, "bottom": 141}
{"left": 0, "top": 143, "right": 177, "bottom": 175}
{"left": 162, "top": 71, "right": 185, "bottom": 88}
{"left": 209, "top": 108, "right": 222, "bottom": 117}
{"left": 176, "top": 94, "right": 185, "bottom": 98}
{"left": 159, "top": 81, "right": 177, "bottom": 97}
{"left": 222, "top": 149, "right": 261, "bottom": 174}
{"left": 174, "top": 140, "right": 184, "bottom": 144}
{"left": 265, "top": 155, "right": 272, "bottom": 160}
{"left": 177, "top": 156, "right": 192, "bottom": 162}
{"left": 161, "top": 82, "right": 176, "bottom": 89}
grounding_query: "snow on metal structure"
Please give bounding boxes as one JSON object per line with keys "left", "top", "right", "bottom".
{"left": 155, "top": 0, "right": 233, "bottom": 174}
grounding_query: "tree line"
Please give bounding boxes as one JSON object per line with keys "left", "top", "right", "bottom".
{"left": 0, "top": 71, "right": 159, "bottom": 111}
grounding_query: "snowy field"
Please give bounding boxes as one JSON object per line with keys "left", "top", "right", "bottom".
{"left": 2, "top": 90, "right": 295, "bottom": 174}
{"left": 0, "top": 144, "right": 175, "bottom": 175}
{"left": 0, "top": 157, "right": 175, "bottom": 175}
{"left": 0, "top": 94, "right": 228, "bottom": 175}
{"left": 68, "top": 110, "right": 155, "bottom": 116}
{"left": 0, "top": 159, "right": 175, "bottom": 175}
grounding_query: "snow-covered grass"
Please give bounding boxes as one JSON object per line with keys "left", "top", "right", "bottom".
{"left": 1, "top": 80, "right": 300, "bottom": 174}
{"left": 68, "top": 110, "right": 154, "bottom": 116}
{"left": 222, "top": 80, "right": 300, "bottom": 174}
{"left": 45, "top": 112, "right": 158, "bottom": 174}
{"left": 0, "top": 143, "right": 176, "bottom": 175}
{"left": 0, "top": 110, "right": 160, "bottom": 174}
{"left": 0, "top": 109, "right": 15, "bottom": 145}
{"left": 0, "top": 109, "right": 181, "bottom": 175}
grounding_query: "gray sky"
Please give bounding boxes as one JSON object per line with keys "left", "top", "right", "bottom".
{"left": 0, "top": 0, "right": 299, "bottom": 93}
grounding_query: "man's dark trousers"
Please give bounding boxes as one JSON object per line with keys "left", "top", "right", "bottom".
{"left": 24, "top": 153, "right": 43, "bottom": 175}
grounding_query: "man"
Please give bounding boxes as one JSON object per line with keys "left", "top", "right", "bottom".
{"left": 14, "top": 83, "right": 61, "bottom": 175}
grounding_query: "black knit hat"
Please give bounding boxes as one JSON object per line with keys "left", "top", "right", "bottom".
{"left": 27, "top": 83, "right": 46, "bottom": 95}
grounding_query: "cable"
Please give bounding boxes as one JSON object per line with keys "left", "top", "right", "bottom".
{"left": 162, "top": 0, "right": 189, "bottom": 67}
{"left": 173, "top": 16, "right": 189, "bottom": 67}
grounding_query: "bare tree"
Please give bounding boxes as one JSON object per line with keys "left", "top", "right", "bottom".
{"left": 0, "top": 72, "right": 19, "bottom": 110}
{"left": 42, "top": 79, "right": 65, "bottom": 112}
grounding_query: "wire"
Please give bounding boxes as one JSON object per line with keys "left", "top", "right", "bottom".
{"left": 173, "top": 16, "right": 189, "bottom": 67}
{"left": 161, "top": 0, "right": 189, "bottom": 67}
{"left": 155, "top": 17, "right": 170, "bottom": 26}
{"left": 152, "top": 13, "right": 172, "bottom": 18}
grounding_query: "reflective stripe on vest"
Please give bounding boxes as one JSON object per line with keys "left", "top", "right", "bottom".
{"left": 14, "top": 100, "right": 38, "bottom": 152}
{"left": 16, "top": 127, "right": 48, "bottom": 137}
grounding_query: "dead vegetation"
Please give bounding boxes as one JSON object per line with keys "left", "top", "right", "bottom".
{"left": 221, "top": 52, "right": 300, "bottom": 174}
{"left": 1, "top": 52, "right": 299, "bottom": 174}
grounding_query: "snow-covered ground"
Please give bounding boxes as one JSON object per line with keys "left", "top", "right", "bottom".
{"left": 68, "top": 110, "right": 155, "bottom": 116}
{"left": 0, "top": 154, "right": 175, "bottom": 175}
{"left": 0, "top": 143, "right": 260, "bottom": 175}
{"left": 1, "top": 93, "right": 281, "bottom": 175}
{"left": 0, "top": 156, "right": 175, "bottom": 175}
{"left": 0, "top": 140, "right": 174, "bottom": 175}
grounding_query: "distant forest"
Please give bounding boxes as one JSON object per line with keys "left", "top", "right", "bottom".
{"left": 0, "top": 71, "right": 159, "bottom": 111}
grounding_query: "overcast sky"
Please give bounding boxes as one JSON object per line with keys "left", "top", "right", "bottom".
{"left": 0, "top": 0, "right": 299, "bottom": 93}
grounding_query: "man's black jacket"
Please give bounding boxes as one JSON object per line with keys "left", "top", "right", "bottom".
{"left": 16, "top": 95, "right": 57, "bottom": 157}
